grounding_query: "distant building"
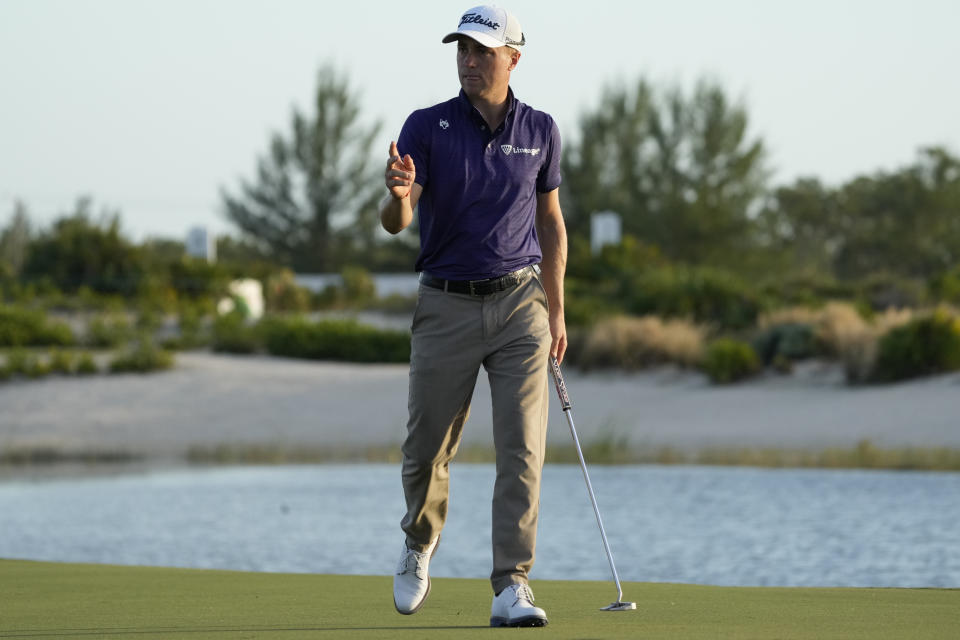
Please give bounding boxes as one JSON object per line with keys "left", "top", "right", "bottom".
{"left": 186, "top": 226, "right": 216, "bottom": 262}
{"left": 591, "top": 211, "right": 622, "bottom": 255}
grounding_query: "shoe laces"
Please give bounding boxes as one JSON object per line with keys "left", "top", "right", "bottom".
{"left": 398, "top": 547, "right": 429, "bottom": 579}
{"left": 510, "top": 584, "right": 536, "bottom": 605}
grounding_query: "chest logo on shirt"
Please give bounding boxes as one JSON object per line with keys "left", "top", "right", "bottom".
{"left": 439, "top": 119, "right": 449, "bottom": 130}
{"left": 501, "top": 144, "right": 540, "bottom": 156}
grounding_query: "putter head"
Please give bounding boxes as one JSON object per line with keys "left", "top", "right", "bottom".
{"left": 601, "top": 601, "right": 637, "bottom": 611}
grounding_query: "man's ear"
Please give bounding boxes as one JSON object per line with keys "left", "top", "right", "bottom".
{"left": 508, "top": 49, "right": 521, "bottom": 71}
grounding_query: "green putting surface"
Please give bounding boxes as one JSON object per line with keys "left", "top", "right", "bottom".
{"left": 1, "top": 559, "right": 957, "bottom": 639}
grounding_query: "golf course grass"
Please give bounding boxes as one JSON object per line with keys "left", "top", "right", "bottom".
{"left": 1, "top": 559, "right": 957, "bottom": 639}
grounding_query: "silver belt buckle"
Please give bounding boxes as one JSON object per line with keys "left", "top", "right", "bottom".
{"left": 469, "top": 280, "right": 478, "bottom": 296}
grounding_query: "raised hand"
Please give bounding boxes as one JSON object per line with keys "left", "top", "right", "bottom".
{"left": 385, "top": 141, "right": 416, "bottom": 200}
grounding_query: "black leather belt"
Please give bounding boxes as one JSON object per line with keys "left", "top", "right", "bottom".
{"left": 419, "top": 265, "right": 537, "bottom": 296}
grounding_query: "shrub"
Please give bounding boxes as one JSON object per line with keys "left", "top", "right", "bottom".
{"left": 135, "top": 275, "right": 179, "bottom": 314}
{"left": 311, "top": 285, "right": 343, "bottom": 310}
{"left": 109, "top": 338, "right": 175, "bottom": 374}
{"left": 834, "top": 307, "right": 914, "bottom": 384}
{"left": 5, "top": 349, "right": 29, "bottom": 375}
{"left": 625, "top": 266, "right": 764, "bottom": 330}
{"left": 341, "top": 266, "right": 376, "bottom": 302}
{"left": 135, "top": 304, "right": 165, "bottom": 333}
{"left": 168, "top": 256, "right": 230, "bottom": 300}
{"left": 753, "top": 322, "right": 816, "bottom": 367}
{"left": 211, "top": 312, "right": 260, "bottom": 354}
{"left": 2, "top": 349, "right": 54, "bottom": 379}
{"left": 266, "top": 270, "right": 312, "bottom": 313}
{"left": 302, "top": 268, "right": 377, "bottom": 311}
{"left": 574, "top": 315, "right": 705, "bottom": 370}
{"left": 930, "top": 266, "right": 960, "bottom": 304}
{"left": 562, "top": 278, "right": 623, "bottom": 328}
{"left": 758, "top": 272, "right": 855, "bottom": 308}
{"left": 75, "top": 352, "right": 99, "bottom": 375}
{"left": 365, "top": 293, "right": 418, "bottom": 315}
{"left": 20, "top": 207, "right": 146, "bottom": 296}
{"left": 260, "top": 316, "right": 410, "bottom": 363}
{"left": 756, "top": 302, "right": 917, "bottom": 382}
{"left": 701, "top": 339, "right": 760, "bottom": 384}
{"left": 48, "top": 349, "right": 75, "bottom": 374}
{"left": 856, "top": 273, "right": 927, "bottom": 310}
{"left": 165, "top": 304, "right": 210, "bottom": 350}
{"left": 0, "top": 306, "right": 75, "bottom": 347}
{"left": 85, "top": 313, "right": 134, "bottom": 348}
{"left": 871, "top": 309, "right": 960, "bottom": 382}
{"left": 758, "top": 302, "right": 871, "bottom": 358}
{"left": 25, "top": 355, "right": 52, "bottom": 379}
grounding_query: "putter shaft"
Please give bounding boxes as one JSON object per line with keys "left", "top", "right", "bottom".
{"left": 549, "top": 357, "right": 631, "bottom": 608}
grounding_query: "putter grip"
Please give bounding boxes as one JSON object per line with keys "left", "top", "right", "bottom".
{"left": 549, "top": 357, "right": 572, "bottom": 411}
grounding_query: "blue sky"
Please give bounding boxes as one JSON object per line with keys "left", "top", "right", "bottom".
{"left": 1, "top": 0, "right": 957, "bottom": 240}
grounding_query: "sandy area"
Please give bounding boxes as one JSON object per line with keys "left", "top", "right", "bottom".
{"left": 1, "top": 352, "right": 959, "bottom": 459}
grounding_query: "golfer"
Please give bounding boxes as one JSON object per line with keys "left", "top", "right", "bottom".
{"left": 379, "top": 4, "right": 567, "bottom": 628}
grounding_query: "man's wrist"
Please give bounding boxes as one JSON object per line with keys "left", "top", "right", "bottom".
{"left": 390, "top": 190, "right": 410, "bottom": 201}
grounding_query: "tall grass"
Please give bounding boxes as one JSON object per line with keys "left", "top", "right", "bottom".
{"left": 836, "top": 307, "right": 914, "bottom": 383}
{"left": 574, "top": 315, "right": 705, "bottom": 370}
{"left": 758, "top": 302, "right": 915, "bottom": 382}
{"left": 181, "top": 438, "right": 960, "bottom": 471}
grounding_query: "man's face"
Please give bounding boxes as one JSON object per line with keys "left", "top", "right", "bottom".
{"left": 456, "top": 37, "right": 519, "bottom": 101}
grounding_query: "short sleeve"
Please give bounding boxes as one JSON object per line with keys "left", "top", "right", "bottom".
{"left": 536, "top": 116, "right": 562, "bottom": 193}
{"left": 397, "top": 110, "right": 430, "bottom": 187}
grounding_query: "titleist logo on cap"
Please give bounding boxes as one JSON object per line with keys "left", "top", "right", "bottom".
{"left": 459, "top": 12, "right": 500, "bottom": 30}
{"left": 441, "top": 5, "right": 524, "bottom": 48}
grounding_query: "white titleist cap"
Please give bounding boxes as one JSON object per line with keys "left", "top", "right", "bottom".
{"left": 442, "top": 5, "right": 525, "bottom": 49}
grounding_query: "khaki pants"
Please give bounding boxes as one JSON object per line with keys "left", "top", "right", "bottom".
{"left": 400, "top": 271, "right": 551, "bottom": 594}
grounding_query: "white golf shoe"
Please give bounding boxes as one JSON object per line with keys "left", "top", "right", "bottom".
{"left": 393, "top": 536, "right": 439, "bottom": 614}
{"left": 490, "top": 583, "right": 548, "bottom": 627}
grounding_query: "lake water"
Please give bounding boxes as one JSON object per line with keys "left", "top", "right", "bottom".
{"left": 1, "top": 464, "right": 958, "bottom": 588}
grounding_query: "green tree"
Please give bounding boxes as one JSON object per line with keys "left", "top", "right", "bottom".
{"left": 222, "top": 64, "right": 381, "bottom": 272}
{"left": 21, "top": 197, "right": 144, "bottom": 295}
{"left": 0, "top": 200, "right": 32, "bottom": 278}
{"left": 757, "top": 177, "right": 841, "bottom": 276}
{"left": 140, "top": 237, "right": 187, "bottom": 266}
{"left": 562, "top": 77, "right": 769, "bottom": 267}
{"left": 833, "top": 147, "right": 960, "bottom": 281}
{"left": 561, "top": 79, "right": 656, "bottom": 239}
{"left": 763, "top": 147, "right": 960, "bottom": 285}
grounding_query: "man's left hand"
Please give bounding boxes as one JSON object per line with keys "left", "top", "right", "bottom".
{"left": 549, "top": 310, "right": 567, "bottom": 364}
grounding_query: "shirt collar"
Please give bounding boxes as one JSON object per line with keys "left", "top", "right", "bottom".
{"left": 458, "top": 87, "right": 519, "bottom": 127}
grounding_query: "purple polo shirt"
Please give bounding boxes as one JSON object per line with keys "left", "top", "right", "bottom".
{"left": 397, "top": 88, "right": 562, "bottom": 280}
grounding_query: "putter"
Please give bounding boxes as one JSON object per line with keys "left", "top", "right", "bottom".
{"left": 550, "top": 356, "right": 636, "bottom": 611}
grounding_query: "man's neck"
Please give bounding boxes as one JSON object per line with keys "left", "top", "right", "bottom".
{"left": 469, "top": 88, "right": 511, "bottom": 131}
